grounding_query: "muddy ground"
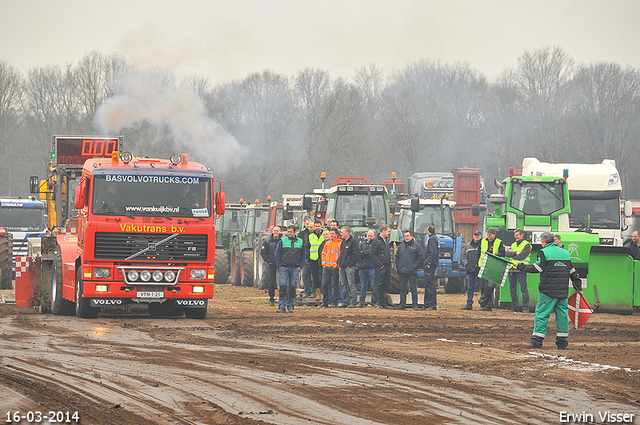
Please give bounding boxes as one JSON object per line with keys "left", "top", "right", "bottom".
{"left": 0, "top": 284, "right": 639, "bottom": 425}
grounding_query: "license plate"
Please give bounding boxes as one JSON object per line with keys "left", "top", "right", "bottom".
{"left": 137, "top": 291, "right": 164, "bottom": 298}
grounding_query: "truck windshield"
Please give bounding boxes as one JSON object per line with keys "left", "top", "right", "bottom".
{"left": 510, "top": 181, "right": 565, "bottom": 215}
{"left": 569, "top": 195, "right": 620, "bottom": 229}
{"left": 398, "top": 205, "right": 454, "bottom": 235}
{"left": 0, "top": 207, "right": 46, "bottom": 232}
{"left": 92, "top": 175, "right": 211, "bottom": 218}
{"left": 328, "top": 193, "right": 387, "bottom": 227}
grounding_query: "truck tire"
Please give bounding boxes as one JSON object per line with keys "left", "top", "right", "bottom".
{"left": 444, "top": 277, "right": 464, "bottom": 294}
{"left": 230, "top": 240, "right": 241, "bottom": 286}
{"left": 51, "top": 253, "right": 74, "bottom": 315}
{"left": 184, "top": 301, "right": 208, "bottom": 319}
{"left": 148, "top": 300, "right": 180, "bottom": 317}
{"left": 214, "top": 248, "right": 229, "bottom": 284}
{"left": 75, "top": 268, "right": 99, "bottom": 318}
{"left": 241, "top": 250, "right": 254, "bottom": 287}
{"left": 0, "top": 233, "right": 12, "bottom": 289}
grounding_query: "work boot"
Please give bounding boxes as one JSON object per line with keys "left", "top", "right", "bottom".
{"left": 412, "top": 304, "right": 420, "bottom": 311}
{"left": 511, "top": 305, "right": 520, "bottom": 312}
{"left": 480, "top": 306, "right": 492, "bottom": 311}
{"left": 358, "top": 296, "right": 366, "bottom": 308}
{"left": 556, "top": 336, "right": 568, "bottom": 350}
{"left": 461, "top": 305, "right": 472, "bottom": 310}
{"left": 522, "top": 305, "right": 531, "bottom": 313}
{"left": 315, "top": 288, "right": 322, "bottom": 302}
{"left": 523, "top": 335, "right": 544, "bottom": 349}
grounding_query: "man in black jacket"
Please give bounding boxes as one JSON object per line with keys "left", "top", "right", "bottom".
{"left": 298, "top": 217, "right": 314, "bottom": 298}
{"left": 260, "top": 225, "right": 281, "bottom": 306}
{"left": 371, "top": 224, "right": 392, "bottom": 308}
{"left": 338, "top": 226, "right": 360, "bottom": 307}
{"left": 396, "top": 230, "right": 424, "bottom": 310}
{"left": 460, "top": 230, "right": 482, "bottom": 310}
{"left": 423, "top": 225, "right": 439, "bottom": 310}
{"left": 358, "top": 230, "right": 376, "bottom": 307}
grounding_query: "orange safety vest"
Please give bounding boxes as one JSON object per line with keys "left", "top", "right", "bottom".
{"left": 322, "top": 238, "right": 342, "bottom": 268}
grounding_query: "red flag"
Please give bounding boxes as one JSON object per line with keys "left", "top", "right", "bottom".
{"left": 568, "top": 293, "right": 593, "bottom": 329}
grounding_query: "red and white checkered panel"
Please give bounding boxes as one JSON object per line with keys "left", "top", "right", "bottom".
{"left": 14, "top": 256, "right": 30, "bottom": 278}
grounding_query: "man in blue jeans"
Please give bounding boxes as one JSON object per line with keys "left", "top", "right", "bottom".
{"left": 275, "top": 225, "right": 307, "bottom": 313}
{"left": 358, "top": 230, "right": 376, "bottom": 307}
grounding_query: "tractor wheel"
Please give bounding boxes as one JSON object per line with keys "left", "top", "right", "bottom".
{"left": 444, "top": 277, "right": 464, "bottom": 294}
{"left": 230, "top": 240, "right": 241, "bottom": 286}
{"left": 253, "top": 234, "right": 269, "bottom": 290}
{"left": 241, "top": 250, "right": 254, "bottom": 287}
{"left": 75, "top": 268, "right": 99, "bottom": 318}
{"left": 214, "top": 248, "right": 230, "bottom": 284}
{"left": 387, "top": 268, "right": 400, "bottom": 294}
{"left": 51, "top": 252, "right": 74, "bottom": 315}
{"left": 0, "top": 233, "right": 12, "bottom": 289}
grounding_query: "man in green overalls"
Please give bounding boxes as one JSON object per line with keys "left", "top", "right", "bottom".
{"left": 517, "top": 232, "right": 582, "bottom": 349}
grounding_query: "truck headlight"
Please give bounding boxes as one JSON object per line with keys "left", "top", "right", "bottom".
{"left": 190, "top": 269, "right": 206, "bottom": 280}
{"left": 152, "top": 270, "right": 164, "bottom": 282}
{"left": 192, "top": 285, "right": 205, "bottom": 293}
{"left": 164, "top": 270, "right": 176, "bottom": 282}
{"left": 94, "top": 268, "right": 110, "bottom": 279}
{"left": 127, "top": 270, "right": 139, "bottom": 282}
{"left": 95, "top": 284, "right": 108, "bottom": 292}
{"left": 140, "top": 270, "right": 151, "bottom": 282}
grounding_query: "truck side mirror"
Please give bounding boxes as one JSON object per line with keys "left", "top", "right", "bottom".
{"left": 283, "top": 205, "right": 293, "bottom": 220}
{"left": 471, "top": 204, "right": 487, "bottom": 217}
{"left": 624, "top": 200, "right": 632, "bottom": 217}
{"left": 74, "top": 185, "right": 86, "bottom": 209}
{"left": 216, "top": 192, "right": 226, "bottom": 215}
{"left": 29, "top": 176, "right": 40, "bottom": 194}
{"left": 302, "top": 196, "right": 312, "bottom": 211}
{"left": 410, "top": 197, "right": 420, "bottom": 212}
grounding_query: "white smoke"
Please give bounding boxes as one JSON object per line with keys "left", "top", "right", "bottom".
{"left": 94, "top": 69, "right": 244, "bottom": 172}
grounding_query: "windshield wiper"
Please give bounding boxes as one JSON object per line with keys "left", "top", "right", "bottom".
{"left": 125, "top": 233, "right": 180, "bottom": 260}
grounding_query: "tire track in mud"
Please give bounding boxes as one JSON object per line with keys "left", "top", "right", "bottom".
{"left": 0, "top": 314, "right": 637, "bottom": 424}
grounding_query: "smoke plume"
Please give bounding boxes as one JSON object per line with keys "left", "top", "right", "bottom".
{"left": 94, "top": 69, "right": 244, "bottom": 172}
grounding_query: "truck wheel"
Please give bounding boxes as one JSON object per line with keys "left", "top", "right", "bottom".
{"left": 444, "top": 277, "right": 464, "bottom": 294}
{"left": 75, "top": 268, "right": 99, "bottom": 318}
{"left": 214, "top": 248, "right": 229, "bottom": 284}
{"left": 51, "top": 253, "right": 74, "bottom": 315}
{"left": 184, "top": 301, "right": 208, "bottom": 319}
{"left": 0, "top": 233, "right": 12, "bottom": 289}
{"left": 241, "top": 250, "right": 254, "bottom": 287}
{"left": 148, "top": 300, "right": 180, "bottom": 317}
{"left": 230, "top": 240, "right": 241, "bottom": 286}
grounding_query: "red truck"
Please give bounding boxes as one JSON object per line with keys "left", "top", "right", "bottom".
{"left": 16, "top": 136, "right": 225, "bottom": 319}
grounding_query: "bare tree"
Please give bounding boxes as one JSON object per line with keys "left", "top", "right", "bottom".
{"left": 0, "top": 60, "right": 24, "bottom": 193}
{"left": 515, "top": 46, "right": 575, "bottom": 159}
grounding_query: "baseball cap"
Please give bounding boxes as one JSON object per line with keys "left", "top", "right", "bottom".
{"left": 473, "top": 230, "right": 482, "bottom": 236}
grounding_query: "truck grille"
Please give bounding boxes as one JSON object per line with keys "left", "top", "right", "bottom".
{"left": 94, "top": 232, "right": 207, "bottom": 261}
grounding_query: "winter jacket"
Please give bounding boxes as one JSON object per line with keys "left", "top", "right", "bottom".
{"left": 517, "top": 242, "right": 581, "bottom": 299}
{"left": 506, "top": 239, "right": 532, "bottom": 270}
{"left": 358, "top": 239, "right": 376, "bottom": 269}
{"left": 479, "top": 237, "right": 505, "bottom": 267}
{"left": 424, "top": 234, "right": 440, "bottom": 268}
{"left": 260, "top": 234, "right": 280, "bottom": 264}
{"left": 321, "top": 237, "right": 342, "bottom": 268}
{"left": 308, "top": 230, "right": 324, "bottom": 261}
{"left": 395, "top": 239, "right": 425, "bottom": 275}
{"left": 461, "top": 239, "right": 481, "bottom": 274}
{"left": 275, "top": 235, "right": 306, "bottom": 269}
{"left": 297, "top": 228, "right": 311, "bottom": 254}
{"left": 337, "top": 235, "right": 360, "bottom": 268}
{"left": 371, "top": 234, "right": 391, "bottom": 268}
{"left": 630, "top": 242, "right": 640, "bottom": 261}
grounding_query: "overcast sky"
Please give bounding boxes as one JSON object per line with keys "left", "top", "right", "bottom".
{"left": 1, "top": 0, "right": 639, "bottom": 84}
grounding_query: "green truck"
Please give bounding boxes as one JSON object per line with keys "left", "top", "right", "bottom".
{"left": 481, "top": 172, "right": 638, "bottom": 313}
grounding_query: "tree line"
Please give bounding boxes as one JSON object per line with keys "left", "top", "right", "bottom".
{"left": 1, "top": 46, "right": 640, "bottom": 203}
